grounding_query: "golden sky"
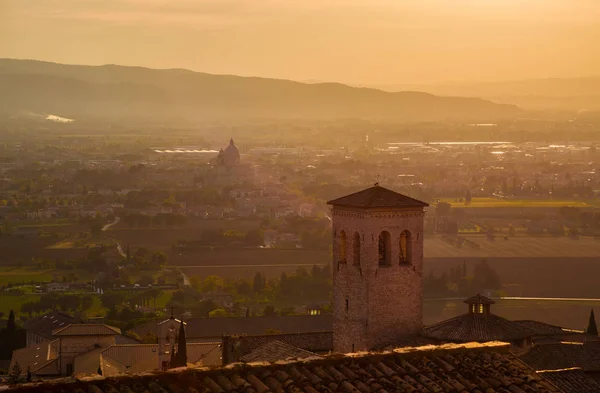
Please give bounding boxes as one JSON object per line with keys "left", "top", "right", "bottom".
{"left": 1, "top": 0, "right": 598, "bottom": 85}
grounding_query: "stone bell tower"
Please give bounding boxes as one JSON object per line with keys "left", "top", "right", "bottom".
{"left": 327, "top": 184, "right": 428, "bottom": 353}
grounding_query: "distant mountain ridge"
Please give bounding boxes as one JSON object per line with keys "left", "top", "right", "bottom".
{"left": 0, "top": 59, "right": 521, "bottom": 122}
{"left": 369, "top": 77, "right": 600, "bottom": 111}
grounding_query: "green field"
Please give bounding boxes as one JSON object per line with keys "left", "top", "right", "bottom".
{"left": 47, "top": 232, "right": 116, "bottom": 249}
{"left": 0, "top": 294, "right": 41, "bottom": 317}
{"left": 0, "top": 267, "right": 55, "bottom": 285}
{"left": 86, "top": 296, "right": 105, "bottom": 317}
{"left": 155, "top": 290, "right": 176, "bottom": 309}
{"left": 0, "top": 266, "right": 175, "bottom": 287}
{"left": 425, "top": 235, "right": 600, "bottom": 258}
{"left": 0, "top": 267, "right": 97, "bottom": 285}
{"left": 109, "top": 220, "right": 261, "bottom": 249}
{"left": 0, "top": 289, "right": 177, "bottom": 319}
{"left": 439, "top": 197, "right": 590, "bottom": 208}
{"left": 0, "top": 294, "right": 107, "bottom": 318}
{"left": 16, "top": 222, "right": 76, "bottom": 229}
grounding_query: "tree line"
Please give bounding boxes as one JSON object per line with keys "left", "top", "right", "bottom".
{"left": 424, "top": 259, "right": 502, "bottom": 297}
{"left": 169, "top": 265, "right": 332, "bottom": 319}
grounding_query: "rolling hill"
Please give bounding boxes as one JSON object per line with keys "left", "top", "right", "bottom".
{"left": 372, "top": 77, "right": 600, "bottom": 111}
{"left": 0, "top": 59, "right": 521, "bottom": 122}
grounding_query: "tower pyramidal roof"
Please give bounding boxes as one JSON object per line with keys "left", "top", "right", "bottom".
{"left": 327, "top": 184, "right": 429, "bottom": 209}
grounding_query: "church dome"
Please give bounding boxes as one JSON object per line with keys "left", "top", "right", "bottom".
{"left": 223, "top": 138, "right": 240, "bottom": 166}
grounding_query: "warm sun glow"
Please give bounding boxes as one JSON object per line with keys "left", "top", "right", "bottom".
{"left": 1, "top": 0, "right": 598, "bottom": 85}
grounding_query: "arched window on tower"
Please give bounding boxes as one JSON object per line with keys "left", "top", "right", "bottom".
{"left": 339, "top": 231, "right": 347, "bottom": 263}
{"left": 378, "top": 231, "right": 391, "bottom": 266}
{"left": 399, "top": 230, "right": 412, "bottom": 265}
{"left": 352, "top": 232, "right": 361, "bottom": 266}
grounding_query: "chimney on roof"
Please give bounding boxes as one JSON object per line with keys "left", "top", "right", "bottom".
{"left": 221, "top": 334, "right": 246, "bottom": 365}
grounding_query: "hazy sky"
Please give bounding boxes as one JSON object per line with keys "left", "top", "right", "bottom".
{"left": 1, "top": 0, "right": 599, "bottom": 85}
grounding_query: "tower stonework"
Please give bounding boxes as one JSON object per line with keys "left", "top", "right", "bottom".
{"left": 328, "top": 185, "right": 428, "bottom": 353}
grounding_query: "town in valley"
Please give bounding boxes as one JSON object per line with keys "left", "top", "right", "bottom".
{"left": 2, "top": 1, "right": 600, "bottom": 391}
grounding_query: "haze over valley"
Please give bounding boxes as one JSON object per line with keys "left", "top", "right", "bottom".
{"left": 2, "top": 0, "right": 600, "bottom": 388}
{"left": 370, "top": 77, "right": 600, "bottom": 111}
{"left": 0, "top": 59, "right": 522, "bottom": 122}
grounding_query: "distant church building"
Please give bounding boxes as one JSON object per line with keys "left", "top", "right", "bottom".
{"left": 201, "top": 138, "right": 253, "bottom": 186}
{"left": 157, "top": 315, "right": 186, "bottom": 370}
{"left": 216, "top": 138, "right": 241, "bottom": 167}
{"left": 328, "top": 184, "right": 429, "bottom": 352}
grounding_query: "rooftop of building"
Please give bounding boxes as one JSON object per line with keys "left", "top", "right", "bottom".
{"left": 239, "top": 340, "right": 318, "bottom": 363}
{"left": 23, "top": 311, "right": 81, "bottom": 340}
{"left": 423, "top": 312, "right": 535, "bottom": 342}
{"left": 537, "top": 368, "right": 600, "bottom": 393}
{"left": 5, "top": 342, "right": 561, "bottom": 393}
{"left": 9, "top": 339, "right": 58, "bottom": 376}
{"left": 327, "top": 184, "right": 429, "bottom": 209}
{"left": 515, "top": 320, "right": 580, "bottom": 337}
{"left": 423, "top": 294, "right": 536, "bottom": 343}
{"left": 131, "top": 314, "right": 333, "bottom": 339}
{"left": 52, "top": 324, "right": 121, "bottom": 337}
{"left": 223, "top": 331, "right": 333, "bottom": 364}
{"left": 519, "top": 341, "right": 600, "bottom": 372}
{"left": 10, "top": 340, "right": 222, "bottom": 378}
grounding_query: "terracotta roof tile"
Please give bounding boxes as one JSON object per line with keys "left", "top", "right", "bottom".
{"left": 515, "top": 320, "right": 576, "bottom": 336}
{"left": 187, "top": 342, "right": 222, "bottom": 366}
{"left": 240, "top": 331, "right": 331, "bottom": 352}
{"left": 538, "top": 369, "right": 600, "bottom": 393}
{"left": 114, "top": 335, "right": 141, "bottom": 345}
{"left": 9, "top": 340, "right": 58, "bottom": 376}
{"left": 240, "top": 340, "right": 319, "bottom": 363}
{"left": 131, "top": 315, "right": 332, "bottom": 339}
{"left": 52, "top": 324, "right": 121, "bottom": 336}
{"left": 73, "top": 347, "right": 105, "bottom": 377}
{"left": 5, "top": 342, "right": 562, "bottom": 393}
{"left": 101, "top": 344, "right": 159, "bottom": 368}
{"left": 423, "top": 313, "right": 534, "bottom": 342}
{"left": 327, "top": 185, "right": 429, "bottom": 209}
{"left": 223, "top": 331, "right": 332, "bottom": 364}
{"left": 23, "top": 311, "right": 81, "bottom": 340}
{"left": 376, "top": 336, "right": 441, "bottom": 351}
{"left": 73, "top": 343, "right": 222, "bottom": 378}
{"left": 519, "top": 342, "right": 600, "bottom": 372}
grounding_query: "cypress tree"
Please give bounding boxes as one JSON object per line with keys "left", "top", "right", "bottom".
{"left": 175, "top": 320, "right": 187, "bottom": 367}
{"left": 6, "top": 310, "right": 16, "bottom": 333}
{"left": 253, "top": 272, "right": 264, "bottom": 293}
{"left": 8, "top": 361, "right": 22, "bottom": 384}
{"left": 587, "top": 309, "right": 598, "bottom": 336}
